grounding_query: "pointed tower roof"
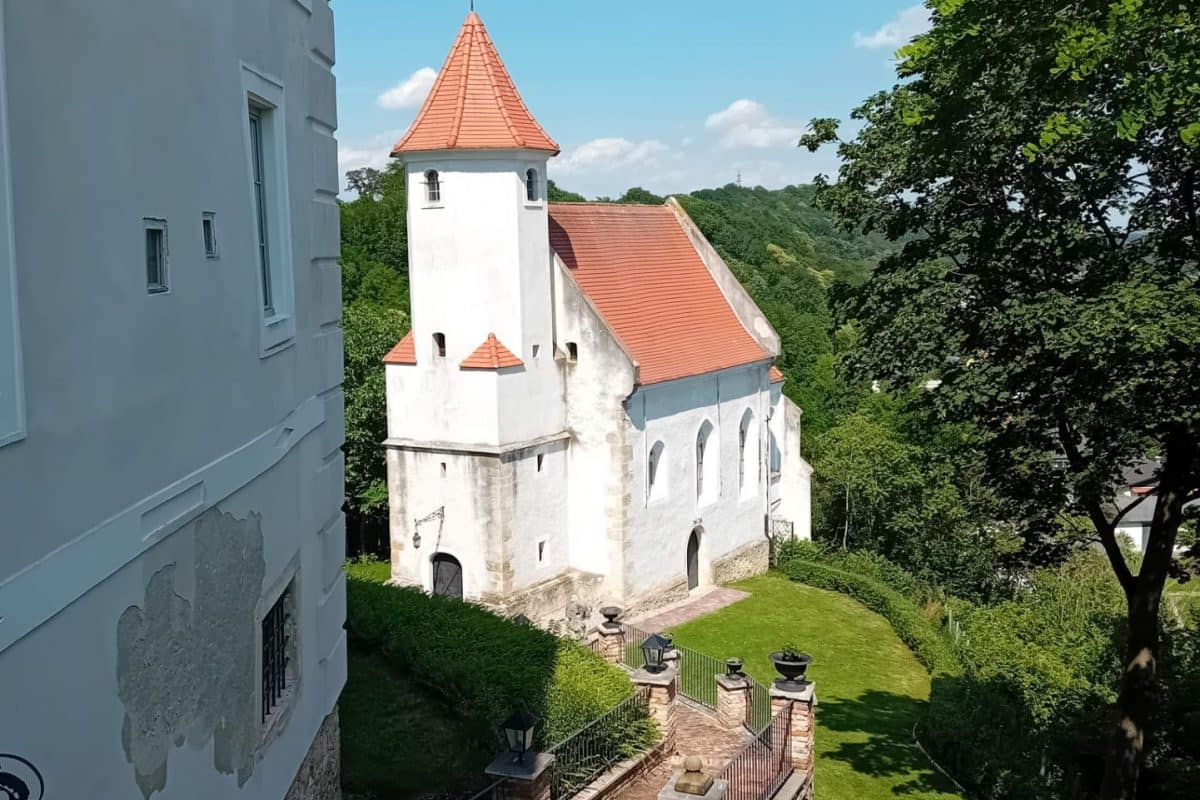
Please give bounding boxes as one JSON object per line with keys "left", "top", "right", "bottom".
{"left": 392, "top": 12, "right": 559, "bottom": 157}
{"left": 460, "top": 333, "right": 524, "bottom": 370}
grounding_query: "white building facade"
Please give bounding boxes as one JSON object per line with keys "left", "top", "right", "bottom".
{"left": 384, "top": 12, "right": 811, "bottom": 625}
{"left": 0, "top": 2, "right": 345, "bottom": 799}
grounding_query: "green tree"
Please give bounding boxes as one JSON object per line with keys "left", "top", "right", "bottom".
{"left": 342, "top": 302, "right": 409, "bottom": 551}
{"left": 804, "top": 1, "right": 1200, "bottom": 794}
{"left": 547, "top": 179, "right": 586, "bottom": 202}
{"left": 616, "top": 186, "right": 665, "bottom": 205}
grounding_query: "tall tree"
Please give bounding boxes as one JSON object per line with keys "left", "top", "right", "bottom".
{"left": 803, "top": 1, "right": 1199, "bottom": 796}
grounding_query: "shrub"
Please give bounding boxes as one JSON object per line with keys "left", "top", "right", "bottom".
{"left": 344, "top": 560, "right": 655, "bottom": 749}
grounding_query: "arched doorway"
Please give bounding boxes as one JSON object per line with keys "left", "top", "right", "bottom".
{"left": 686, "top": 529, "right": 701, "bottom": 591}
{"left": 431, "top": 553, "right": 463, "bottom": 600}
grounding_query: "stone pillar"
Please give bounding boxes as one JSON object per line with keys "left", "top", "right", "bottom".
{"left": 594, "top": 621, "right": 626, "bottom": 665}
{"left": 715, "top": 673, "right": 751, "bottom": 730}
{"left": 770, "top": 682, "right": 816, "bottom": 784}
{"left": 632, "top": 664, "right": 679, "bottom": 750}
{"left": 485, "top": 752, "right": 555, "bottom": 800}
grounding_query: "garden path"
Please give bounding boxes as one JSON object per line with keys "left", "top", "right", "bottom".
{"left": 607, "top": 702, "right": 747, "bottom": 800}
{"left": 625, "top": 587, "right": 749, "bottom": 633}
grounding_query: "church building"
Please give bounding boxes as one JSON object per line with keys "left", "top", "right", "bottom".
{"left": 383, "top": 12, "right": 812, "bottom": 624}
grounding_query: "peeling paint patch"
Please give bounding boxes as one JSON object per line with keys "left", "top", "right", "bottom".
{"left": 116, "top": 509, "right": 266, "bottom": 798}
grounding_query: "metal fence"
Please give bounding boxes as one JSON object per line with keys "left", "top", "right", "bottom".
{"left": 546, "top": 686, "right": 653, "bottom": 800}
{"left": 621, "top": 623, "right": 775, "bottom": 728}
{"left": 717, "top": 702, "right": 792, "bottom": 800}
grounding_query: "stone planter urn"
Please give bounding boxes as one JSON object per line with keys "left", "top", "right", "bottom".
{"left": 725, "top": 658, "right": 744, "bottom": 678}
{"left": 769, "top": 650, "right": 812, "bottom": 689}
{"left": 600, "top": 606, "right": 622, "bottom": 628}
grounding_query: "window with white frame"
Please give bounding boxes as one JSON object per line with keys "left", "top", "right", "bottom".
{"left": 424, "top": 169, "right": 441, "bottom": 205}
{"left": 144, "top": 219, "right": 169, "bottom": 294}
{"left": 739, "top": 408, "right": 758, "bottom": 498}
{"left": 0, "top": 11, "right": 23, "bottom": 448}
{"left": 241, "top": 64, "right": 295, "bottom": 355}
{"left": 525, "top": 168, "right": 539, "bottom": 203}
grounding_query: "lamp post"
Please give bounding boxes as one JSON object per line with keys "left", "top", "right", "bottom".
{"left": 501, "top": 709, "right": 539, "bottom": 764}
{"left": 641, "top": 633, "right": 671, "bottom": 673}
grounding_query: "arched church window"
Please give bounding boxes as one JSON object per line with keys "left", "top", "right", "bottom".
{"left": 648, "top": 441, "right": 665, "bottom": 501}
{"left": 433, "top": 332, "right": 446, "bottom": 358}
{"left": 739, "top": 408, "right": 757, "bottom": 494}
{"left": 526, "top": 168, "right": 539, "bottom": 202}
{"left": 696, "top": 420, "right": 715, "bottom": 502}
{"left": 425, "top": 169, "right": 441, "bottom": 204}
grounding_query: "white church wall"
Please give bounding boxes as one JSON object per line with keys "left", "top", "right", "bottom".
{"left": 772, "top": 392, "right": 813, "bottom": 541}
{"left": 386, "top": 362, "right": 502, "bottom": 446}
{"left": 0, "top": 4, "right": 344, "bottom": 796}
{"left": 506, "top": 438, "right": 571, "bottom": 592}
{"left": 554, "top": 260, "right": 638, "bottom": 598}
{"left": 625, "top": 364, "right": 772, "bottom": 601}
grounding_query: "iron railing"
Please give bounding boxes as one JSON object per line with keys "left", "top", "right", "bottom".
{"left": 718, "top": 703, "right": 793, "bottom": 800}
{"left": 622, "top": 622, "right": 772, "bottom": 727}
{"left": 546, "top": 686, "right": 654, "bottom": 800}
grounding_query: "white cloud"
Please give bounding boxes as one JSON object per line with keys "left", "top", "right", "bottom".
{"left": 337, "top": 129, "right": 404, "bottom": 194}
{"left": 704, "top": 100, "right": 803, "bottom": 149}
{"left": 853, "top": 5, "right": 931, "bottom": 49}
{"left": 377, "top": 67, "right": 438, "bottom": 110}
{"left": 554, "top": 137, "right": 673, "bottom": 175}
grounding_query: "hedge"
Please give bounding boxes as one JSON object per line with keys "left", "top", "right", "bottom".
{"left": 776, "top": 555, "right": 962, "bottom": 677}
{"left": 344, "top": 560, "right": 656, "bottom": 749}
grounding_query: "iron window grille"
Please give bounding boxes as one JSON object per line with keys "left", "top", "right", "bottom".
{"left": 261, "top": 587, "right": 290, "bottom": 723}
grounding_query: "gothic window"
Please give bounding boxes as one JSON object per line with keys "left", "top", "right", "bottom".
{"left": 739, "top": 409, "right": 755, "bottom": 494}
{"left": 425, "top": 169, "right": 441, "bottom": 204}
{"left": 525, "top": 168, "right": 539, "bottom": 202}
{"left": 648, "top": 441, "right": 665, "bottom": 501}
{"left": 696, "top": 420, "right": 715, "bottom": 502}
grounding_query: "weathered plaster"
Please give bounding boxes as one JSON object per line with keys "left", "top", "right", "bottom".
{"left": 116, "top": 509, "right": 266, "bottom": 798}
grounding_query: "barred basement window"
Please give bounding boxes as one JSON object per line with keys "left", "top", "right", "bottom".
{"left": 261, "top": 586, "right": 291, "bottom": 723}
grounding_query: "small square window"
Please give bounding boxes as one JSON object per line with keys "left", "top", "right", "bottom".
{"left": 433, "top": 333, "right": 447, "bottom": 358}
{"left": 144, "top": 219, "right": 168, "bottom": 294}
{"left": 537, "top": 453, "right": 544, "bottom": 472}
{"left": 440, "top": 462, "right": 447, "bottom": 476}
{"left": 537, "top": 541, "right": 546, "bottom": 562}
{"left": 202, "top": 212, "right": 218, "bottom": 259}
{"left": 566, "top": 342, "right": 578, "bottom": 363}
{"left": 532, "top": 344, "right": 540, "bottom": 359}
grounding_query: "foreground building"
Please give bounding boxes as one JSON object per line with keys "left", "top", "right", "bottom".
{"left": 384, "top": 12, "right": 812, "bottom": 624}
{"left": 0, "top": 2, "right": 345, "bottom": 798}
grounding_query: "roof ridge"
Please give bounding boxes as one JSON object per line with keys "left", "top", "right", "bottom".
{"left": 447, "top": 15, "right": 474, "bottom": 149}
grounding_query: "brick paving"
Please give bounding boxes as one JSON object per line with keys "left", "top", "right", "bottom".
{"left": 626, "top": 587, "right": 750, "bottom": 633}
{"left": 611, "top": 702, "right": 749, "bottom": 800}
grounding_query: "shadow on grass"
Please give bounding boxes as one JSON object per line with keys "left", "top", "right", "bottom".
{"left": 816, "top": 689, "right": 956, "bottom": 796}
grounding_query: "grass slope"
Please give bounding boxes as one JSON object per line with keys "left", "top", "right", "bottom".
{"left": 341, "top": 648, "right": 494, "bottom": 799}
{"left": 669, "top": 573, "right": 962, "bottom": 800}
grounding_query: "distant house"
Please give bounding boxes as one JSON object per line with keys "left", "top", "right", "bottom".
{"left": 0, "top": 3, "right": 344, "bottom": 798}
{"left": 1110, "top": 461, "right": 1196, "bottom": 554}
{"left": 382, "top": 12, "right": 812, "bottom": 626}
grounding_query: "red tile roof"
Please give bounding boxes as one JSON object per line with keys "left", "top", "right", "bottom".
{"left": 769, "top": 366, "right": 786, "bottom": 384}
{"left": 383, "top": 332, "right": 417, "bottom": 365}
{"left": 550, "top": 204, "right": 770, "bottom": 385}
{"left": 460, "top": 333, "right": 524, "bottom": 370}
{"left": 392, "top": 12, "right": 559, "bottom": 156}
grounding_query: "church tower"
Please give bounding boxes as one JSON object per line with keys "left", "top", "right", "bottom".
{"left": 383, "top": 12, "right": 571, "bottom": 609}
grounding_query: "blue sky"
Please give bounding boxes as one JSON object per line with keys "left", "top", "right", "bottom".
{"left": 335, "top": 2, "right": 930, "bottom": 198}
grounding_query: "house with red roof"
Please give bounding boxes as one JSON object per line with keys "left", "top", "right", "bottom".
{"left": 383, "top": 11, "right": 811, "bottom": 622}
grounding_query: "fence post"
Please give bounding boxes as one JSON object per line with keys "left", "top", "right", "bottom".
{"left": 594, "top": 618, "right": 626, "bottom": 665}
{"left": 769, "top": 681, "right": 816, "bottom": 791}
{"left": 632, "top": 664, "right": 679, "bottom": 751}
{"left": 715, "top": 673, "right": 751, "bottom": 731}
{"left": 485, "top": 753, "right": 555, "bottom": 800}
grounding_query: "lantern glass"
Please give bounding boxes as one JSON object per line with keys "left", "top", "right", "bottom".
{"left": 641, "top": 633, "right": 670, "bottom": 673}
{"left": 502, "top": 709, "right": 539, "bottom": 762}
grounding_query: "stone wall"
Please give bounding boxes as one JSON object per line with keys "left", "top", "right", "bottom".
{"left": 712, "top": 538, "right": 770, "bottom": 585}
{"left": 284, "top": 709, "right": 343, "bottom": 800}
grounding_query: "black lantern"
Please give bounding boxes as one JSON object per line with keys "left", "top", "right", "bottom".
{"left": 502, "top": 709, "right": 539, "bottom": 763}
{"left": 641, "top": 633, "right": 672, "bottom": 673}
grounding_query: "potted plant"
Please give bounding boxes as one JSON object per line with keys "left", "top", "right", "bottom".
{"left": 769, "top": 643, "right": 813, "bottom": 688}
{"left": 725, "top": 658, "right": 745, "bottom": 679}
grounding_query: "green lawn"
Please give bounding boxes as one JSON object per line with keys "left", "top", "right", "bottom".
{"left": 668, "top": 573, "right": 963, "bottom": 800}
{"left": 341, "top": 647, "right": 496, "bottom": 800}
